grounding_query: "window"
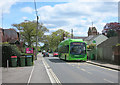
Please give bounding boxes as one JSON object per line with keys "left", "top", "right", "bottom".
{"left": 58, "top": 45, "right": 69, "bottom": 53}
{"left": 70, "top": 42, "right": 86, "bottom": 55}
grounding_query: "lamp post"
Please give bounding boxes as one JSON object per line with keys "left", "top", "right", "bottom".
{"left": 35, "top": 16, "right": 39, "bottom": 60}
{"left": 71, "top": 29, "right": 73, "bottom": 38}
{"left": 34, "top": 0, "right": 39, "bottom": 60}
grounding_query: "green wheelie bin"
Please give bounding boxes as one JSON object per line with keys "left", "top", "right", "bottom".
{"left": 20, "top": 56, "right": 25, "bottom": 67}
{"left": 11, "top": 56, "right": 17, "bottom": 67}
{"left": 91, "top": 54, "right": 95, "bottom": 60}
{"left": 26, "top": 55, "right": 32, "bottom": 66}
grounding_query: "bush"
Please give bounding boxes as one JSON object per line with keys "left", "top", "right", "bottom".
{"left": 87, "top": 44, "right": 96, "bottom": 49}
{"left": 2, "top": 43, "right": 21, "bottom": 67}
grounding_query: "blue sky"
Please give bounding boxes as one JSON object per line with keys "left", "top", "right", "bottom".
{"left": 2, "top": 2, "right": 66, "bottom": 29}
{"left": 0, "top": 0, "right": 118, "bottom": 36}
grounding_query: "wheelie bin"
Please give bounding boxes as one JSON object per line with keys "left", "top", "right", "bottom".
{"left": 26, "top": 55, "right": 32, "bottom": 66}
{"left": 91, "top": 54, "right": 95, "bottom": 60}
{"left": 11, "top": 56, "right": 17, "bottom": 67}
{"left": 20, "top": 56, "right": 25, "bottom": 67}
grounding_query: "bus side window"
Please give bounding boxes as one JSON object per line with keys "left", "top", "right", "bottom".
{"left": 64, "top": 45, "right": 69, "bottom": 53}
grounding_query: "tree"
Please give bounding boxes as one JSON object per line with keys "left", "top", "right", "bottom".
{"left": 102, "top": 22, "right": 120, "bottom": 37}
{"left": 12, "top": 20, "right": 48, "bottom": 47}
{"left": 43, "top": 29, "right": 70, "bottom": 51}
{"left": 107, "top": 29, "right": 117, "bottom": 38}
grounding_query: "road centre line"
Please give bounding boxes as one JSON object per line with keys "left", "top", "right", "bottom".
{"left": 72, "top": 65, "right": 75, "bottom": 66}
{"left": 104, "top": 79, "right": 114, "bottom": 83}
{"left": 80, "top": 68, "right": 92, "bottom": 74}
{"left": 66, "top": 62, "right": 92, "bottom": 74}
{"left": 86, "top": 71, "right": 92, "bottom": 74}
{"left": 81, "top": 68, "right": 86, "bottom": 71}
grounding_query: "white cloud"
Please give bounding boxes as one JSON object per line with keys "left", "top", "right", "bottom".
{"left": 37, "top": 1, "right": 118, "bottom": 36}
{"left": 43, "top": 23, "right": 56, "bottom": 27}
{"left": 0, "top": 0, "right": 18, "bottom": 14}
{"left": 0, "top": 0, "right": 19, "bottom": 28}
{"left": 21, "top": 7, "right": 33, "bottom": 14}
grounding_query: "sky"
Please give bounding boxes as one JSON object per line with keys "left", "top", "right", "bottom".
{"left": 0, "top": 0, "right": 119, "bottom": 37}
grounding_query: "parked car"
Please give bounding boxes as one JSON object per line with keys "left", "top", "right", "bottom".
{"left": 43, "top": 52, "right": 49, "bottom": 57}
{"left": 53, "top": 52, "right": 58, "bottom": 57}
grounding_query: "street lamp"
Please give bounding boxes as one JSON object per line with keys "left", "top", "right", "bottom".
{"left": 34, "top": 0, "right": 39, "bottom": 60}
{"left": 35, "top": 16, "right": 39, "bottom": 60}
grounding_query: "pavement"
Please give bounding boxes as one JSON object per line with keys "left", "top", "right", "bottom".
{"left": 2, "top": 53, "right": 51, "bottom": 84}
{"left": 87, "top": 60, "right": 120, "bottom": 71}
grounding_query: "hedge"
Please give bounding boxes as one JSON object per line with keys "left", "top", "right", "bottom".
{"left": 2, "top": 43, "right": 21, "bottom": 67}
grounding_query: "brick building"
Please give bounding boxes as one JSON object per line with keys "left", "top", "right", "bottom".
{"left": 88, "top": 27, "right": 98, "bottom": 36}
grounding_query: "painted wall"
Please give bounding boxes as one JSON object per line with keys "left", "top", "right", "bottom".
{"left": 97, "top": 36, "right": 118, "bottom": 63}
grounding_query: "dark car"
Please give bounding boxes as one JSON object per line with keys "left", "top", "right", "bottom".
{"left": 43, "top": 52, "right": 49, "bottom": 57}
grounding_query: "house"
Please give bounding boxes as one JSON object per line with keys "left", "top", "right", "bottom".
{"left": 97, "top": 36, "right": 119, "bottom": 63}
{"left": 88, "top": 27, "right": 99, "bottom": 36}
{"left": 84, "top": 34, "right": 108, "bottom": 46}
{"left": 0, "top": 28, "right": 20, "bottom": 44}
{"left": 0, "top": 28, "right": 3, "bottom": 43}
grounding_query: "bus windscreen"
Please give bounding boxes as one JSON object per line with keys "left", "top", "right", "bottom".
{"left": 70, "top": 42, "right": 86, "bottom": 55}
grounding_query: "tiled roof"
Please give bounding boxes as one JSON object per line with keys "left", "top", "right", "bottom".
{"left": 84, "top": 35, "right": 99, "bottom": 41}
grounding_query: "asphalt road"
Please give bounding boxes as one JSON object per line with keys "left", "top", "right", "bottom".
{"left": 44, "top": 55, "right": 119, "bottom": 84}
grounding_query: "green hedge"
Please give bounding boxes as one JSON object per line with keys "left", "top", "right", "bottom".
{"left": 2, "top": 43, "right": 21, "bottom": 67}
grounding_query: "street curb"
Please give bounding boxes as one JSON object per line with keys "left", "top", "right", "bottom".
{"left": 86, "top": 61, "right": 120, "bottom": 71}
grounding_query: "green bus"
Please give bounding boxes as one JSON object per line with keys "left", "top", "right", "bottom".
{"left": 58, "top": 39, "right": 87, "bottom": 61}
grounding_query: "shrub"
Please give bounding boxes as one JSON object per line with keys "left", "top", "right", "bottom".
{"left": 2, "top": 43, "right": 21, "bottom": 67}
{"left": 87, "top": 44, "right": 96, "bottom": 49}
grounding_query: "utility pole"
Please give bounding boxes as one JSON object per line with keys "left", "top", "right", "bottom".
{"left": 1, "top": 9, "right": 3, "bottom": 28}
{"left": 71, "top": 29, "right": 73, "bottom": 38}
{"left": 92, "top": 21, "right": 93, "bottom": 27}
{"left": 34, "top": 0, "right": 39, "bottom": 60}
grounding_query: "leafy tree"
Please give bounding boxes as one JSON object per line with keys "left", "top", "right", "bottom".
{"left": 107, "top": 29, "right": 117, "bottom": 38}
{"left": 12, "top": 21, "right": 48, "bottom": 47}
{"left": 43, "top": 29, "right": 70, "bottom": 51}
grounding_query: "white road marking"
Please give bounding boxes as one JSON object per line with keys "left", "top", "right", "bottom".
{"left": 77, "top": 63, "right": 81, "bottom": 65}
{"left": 80, "top": 68, "right": 92, "bottom": 75}
{"left": 81, "top": 68, "right": 86, "bottom": 71}
{"left": 104, "top": 79, "right": 114, "bottom": 83}
{"left": 27, "top": 61, "right": 35, "bottom": 85}
{"left": 86, "top": 71, "right": 92, "bottom": 75}
{"left": 67, "top": 62, "right": 93, "bottom": 75}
